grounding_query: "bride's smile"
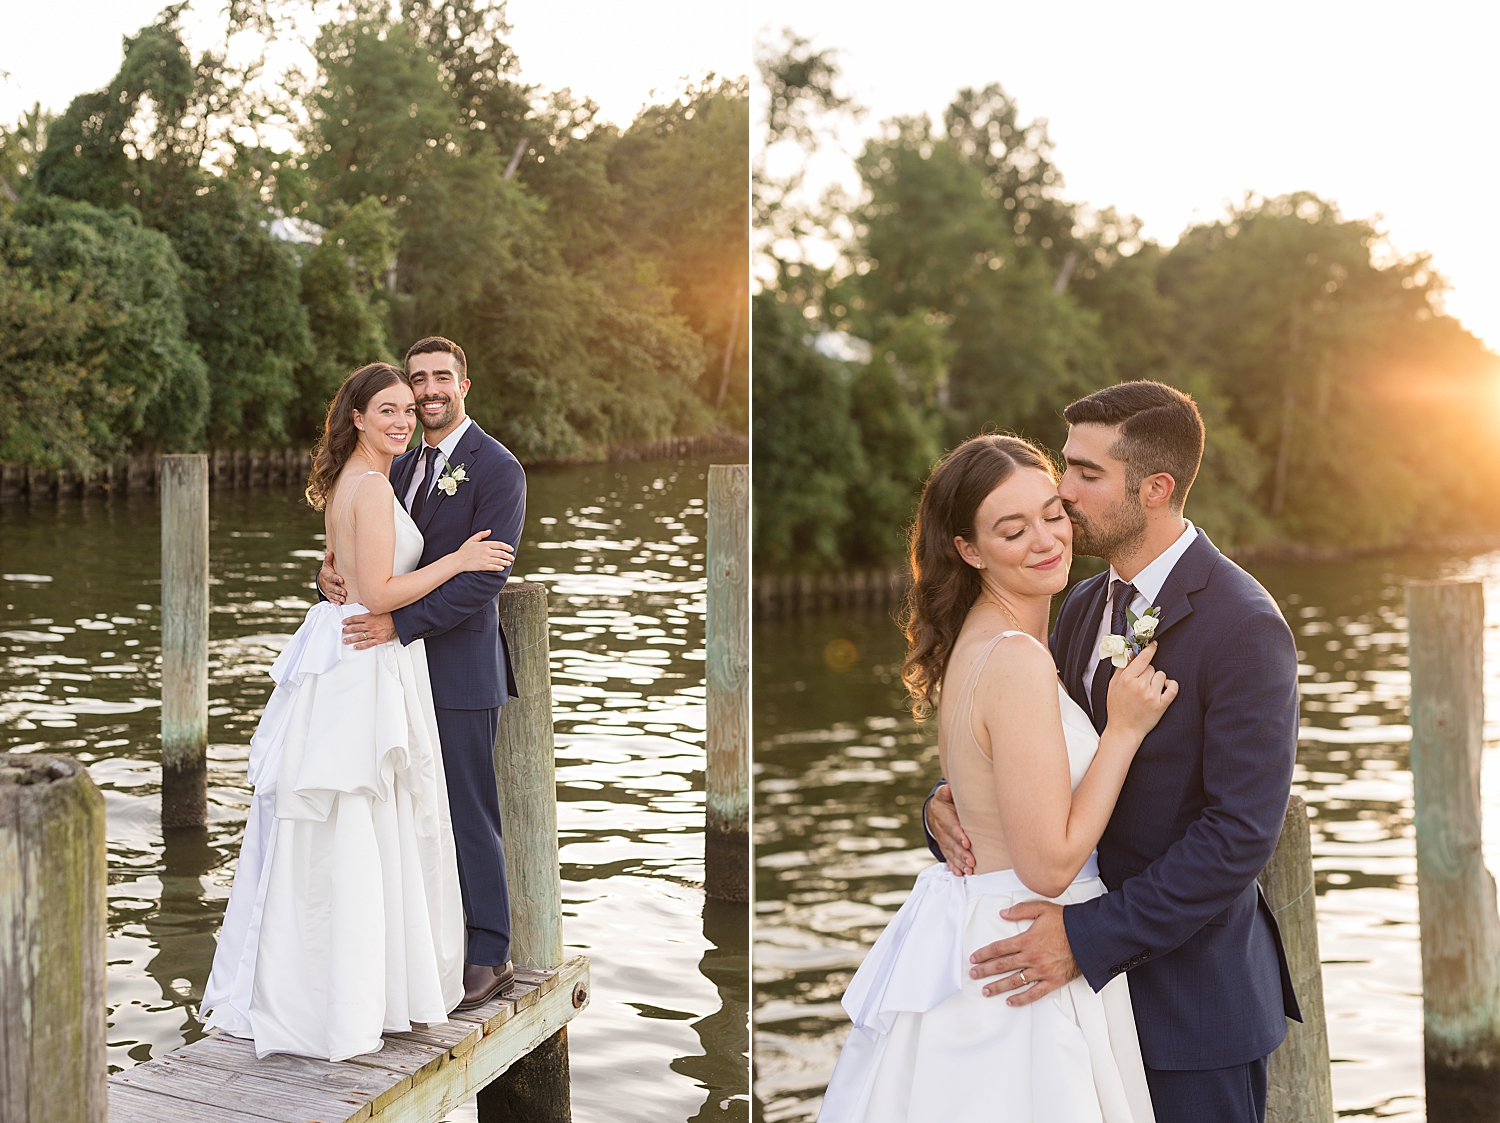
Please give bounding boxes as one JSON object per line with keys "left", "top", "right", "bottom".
{"left": 353, "top": 384, "right": 418, "bottom": 461}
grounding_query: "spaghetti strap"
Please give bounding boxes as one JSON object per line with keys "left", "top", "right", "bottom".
{"left": 955, "top": 630, "right": 1026, "bottom": 763}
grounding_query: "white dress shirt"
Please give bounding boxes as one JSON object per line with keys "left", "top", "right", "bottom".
{"left": 403, "top": 417, "right": 473, "bottom": 511}
{"left": 1082, "top": 519, "right": 1199, "bottom": 712}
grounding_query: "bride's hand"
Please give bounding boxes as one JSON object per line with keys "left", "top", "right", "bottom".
{"left": 1105, "top": 643, "right": 1178, "bottom": 742}
{"left": 454, "top": 530, "right": 515, "bottom": 572}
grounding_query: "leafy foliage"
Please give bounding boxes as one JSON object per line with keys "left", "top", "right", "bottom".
{"left": 1, "top": 0, "right": 745, "bottom": 468}
{"left": 0, "top": 198, "right": 207, "bottom": 466}
{"left": 755, "top": 41, "right": 1500, "bottom": 570}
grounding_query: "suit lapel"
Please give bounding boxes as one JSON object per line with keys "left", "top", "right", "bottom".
{"left": 1147, "top": 530, "right": 1219, "bottom": 643}
{"left": 393, "top": 447, "right": 421, "bottom": 506}
{"left": 415, "top": 421, "right": 484, "bottom": 535}
{"left": 1066, "top": 574, "right": 1110, "bottom": 707}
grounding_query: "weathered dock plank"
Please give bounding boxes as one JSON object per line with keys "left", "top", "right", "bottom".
{"left": 107, "top": 957, "right": 589, "bottom": 1123}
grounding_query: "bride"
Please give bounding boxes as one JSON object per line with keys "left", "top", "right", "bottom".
{"left": 201, "top": 362, "right": 514, "bottom": 1061}
{"left": 819, "top": 435, "right": 1176, "bottom": 1123}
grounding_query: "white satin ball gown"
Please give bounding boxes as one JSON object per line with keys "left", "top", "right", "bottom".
{"left": 819, "top": 631, "right": 1156, "bottom": 1123}
{"left": 201, "top": 487, "right": 465, "bottom": 1061}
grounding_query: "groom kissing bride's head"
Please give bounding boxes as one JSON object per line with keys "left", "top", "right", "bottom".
{"left": 1057, "top": 380, "right": 1205, "bottom": 569}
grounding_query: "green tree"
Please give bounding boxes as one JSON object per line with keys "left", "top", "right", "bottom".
{"left": 839, "top": 312, "right": 948, "bottom": 565}
{"left": 301, "top": 7, "right": 711, "bottom": 459}
{"left": 291, "top": 196, "right": 399, "bottom": 435}
{"left": 611, "top": 78, "right": 751, "bottom": 420}
{"left": 835, "top": 109, "right": 1111, "bottom": 449}
{"left": 33, "top": 7, "right": 313, "bottom": 444}
{"left": 752, "top": 291, "right": 864, "bottom": 570}
{"left": 4, "top": 198, "right": 208, "bottom": 460}
{"left": 1160, "top": 193, "right": 1495, "bottom": 547}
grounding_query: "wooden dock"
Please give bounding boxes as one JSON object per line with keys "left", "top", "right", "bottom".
{"left": 108, "top": 958, "right": 589, "bottom": 1122}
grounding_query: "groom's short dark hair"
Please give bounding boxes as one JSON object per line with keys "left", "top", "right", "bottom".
{"left": 1064, "top": 381, "right": 1204, "bottom": 510}
{"left": 405, "top": 336, "right": 467, "bottom": 377}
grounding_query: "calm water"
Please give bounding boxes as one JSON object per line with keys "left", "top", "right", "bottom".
{"left": 0, "top": 456, "right": 748, "bottom": 1123}
{"left": 753, "top": 550, "right": 1500, "bottom": 1123}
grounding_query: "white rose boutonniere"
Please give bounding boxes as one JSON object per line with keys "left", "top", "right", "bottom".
{"left": 1098, "top": 633, "right": 1129, "bottom": 668}
{"left": 435, "top": 463, "right": 468, "bottom": 496}
{"left": 1100, "top": 604, "right": 1163, "bottom": 667}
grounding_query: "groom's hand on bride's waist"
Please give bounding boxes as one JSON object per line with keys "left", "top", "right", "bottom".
{"left": 318, "top": 548, "right": 348, "bottom": 605}
{"left": 924, "top": 782, "right": 976, "bottom": 876}
{"left": 970, "top": 901, "right": 1081, "bottom": 1005}
{"left": 343, "top": 612, "right": 395, "bottom": 650}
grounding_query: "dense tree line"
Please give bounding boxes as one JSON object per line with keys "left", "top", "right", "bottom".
{"left": 753, "top": 37, "right": 1499, "bottom": 570}
{"left": 0, "top": 1, "right": 747, "bottom": 470}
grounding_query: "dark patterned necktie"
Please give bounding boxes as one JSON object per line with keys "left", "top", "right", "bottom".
{"left": 1089, "top": 579, "right": 1137, "bottom": 733}
{"left": 409, "top": 445, "right": 440, "bottom": 522}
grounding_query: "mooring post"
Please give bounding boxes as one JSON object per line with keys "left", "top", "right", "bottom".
{"left": 1407, "top": 579, "right": 1500, "bottom": 1117}
{"left": 0, "top": 754, "right": 108, "bottom": 1122}
{"left": 1262, "top": 794, "right": 1334, "bottom": 1123}
{"left": 706, "top": 463, "right": 749, "bottom": 902}
{"left": 160, "top": 454, "right": 209, "bottom": 829}
{"left": 483, "top": 580, "right": 569, "bottom": 1123}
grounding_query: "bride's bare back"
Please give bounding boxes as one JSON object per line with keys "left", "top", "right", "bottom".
{"left": 938, "top": 620, "right": 1065, "bottom": 877}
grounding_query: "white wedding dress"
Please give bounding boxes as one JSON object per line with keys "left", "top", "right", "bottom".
{"left": 201, "top": 484, "right": 465, "bottom": 1060}
{"left": 819, "top": 632, "right": 1156, "bottom": 1123}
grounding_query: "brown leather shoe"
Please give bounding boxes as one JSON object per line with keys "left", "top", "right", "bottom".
{"left": 456, "top": 961, "right": 515, "bottom": 1011}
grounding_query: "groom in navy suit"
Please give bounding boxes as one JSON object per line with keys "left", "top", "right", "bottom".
{"left": 925, "top": 382, "right": 1301, "bottom": 1123}
{"left": 320, "top": 336, "right": 525, "bottom": 1010}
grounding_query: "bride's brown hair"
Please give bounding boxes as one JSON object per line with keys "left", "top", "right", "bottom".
{"left": 900, "top": 434, "right": 1059, "bottom": 720}
{"left": 304, "top": 362, "right": 410, "bottom": 510}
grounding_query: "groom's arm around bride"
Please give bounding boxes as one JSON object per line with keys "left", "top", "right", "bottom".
{"left": 933, "top": 382, "right": 1303, "bottom": 1123}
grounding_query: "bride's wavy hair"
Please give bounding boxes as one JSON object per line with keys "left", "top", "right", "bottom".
{"left": 305, "top": 362, "right": 410, "bottom": 510}
{"left": 900, "top": 434, "right": 1059, "bottom": 720}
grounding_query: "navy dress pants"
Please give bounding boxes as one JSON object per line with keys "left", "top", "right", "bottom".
{"left": 1145, "top": 1055, "right": 1269, "bottom": 1123}
{"left": 432, "top": 705, "right": 512, "bottom": 966}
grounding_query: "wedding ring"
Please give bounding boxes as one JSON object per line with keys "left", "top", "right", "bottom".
{"left": 1018, "top": 970, "right": 1027, "bottom": 984}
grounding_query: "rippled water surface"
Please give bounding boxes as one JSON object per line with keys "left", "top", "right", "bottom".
{"left": 753, "top": 551, "right": 1500, "bottom": 1122}
{"left": 0, "top": 456, "right": 747, "bottom": 1123}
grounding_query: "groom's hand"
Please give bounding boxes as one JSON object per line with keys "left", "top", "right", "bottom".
{"left": 970, "top": 901, "right": 1080, "bottom": 1004}
{"left": 343, "top": 612, "right": 395, "bottom": 650}
{"left": 924, "top": 783, "right": 976, "bottom": 876}
{"left": 318, "top": 548, "right": 348, "bottom": 605}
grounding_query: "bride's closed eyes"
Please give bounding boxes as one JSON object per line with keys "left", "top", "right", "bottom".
{"left": 1004, "top": 513, "right": 1067, "bottom": 542}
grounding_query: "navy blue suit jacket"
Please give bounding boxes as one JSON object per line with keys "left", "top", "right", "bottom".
{"left": 387, "top": 421, "right": 525, "bottom": 710}
{"left": 927, "top": 530, "right": 1302, "bottom": 1071}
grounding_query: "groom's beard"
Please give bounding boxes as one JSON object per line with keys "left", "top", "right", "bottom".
{"left": 1064, "top": 497, "right": 1146, "bottom": 561}
{"left": 417, "top": 395, "right": 460, "bottom": 432}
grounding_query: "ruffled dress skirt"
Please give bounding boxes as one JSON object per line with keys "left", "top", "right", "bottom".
{"left": 201, "top": 601, "right": 466, "bottom": 1060}
{"left": 819, "top": 860, "right": 1155, "bottom": 1123}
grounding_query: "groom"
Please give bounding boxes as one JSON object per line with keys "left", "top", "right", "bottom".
{"left": 319, "top": 335, "right": 526, "bottom": 1011}
{"left": 925, "top": 381, "right": 1301, "bottom": 1123}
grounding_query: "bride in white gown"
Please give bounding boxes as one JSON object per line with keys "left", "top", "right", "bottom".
{"left": 201, "top": 362, "right": 514, "bottom": 1061}
{"left": 819, "top": 435, "right": 1177, "bottom": 1123}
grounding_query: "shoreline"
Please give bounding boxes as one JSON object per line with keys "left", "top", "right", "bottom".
{"left": 752, "top": 534, "right": 1500, "bottom": 619}
{"left": 0, "top": 434, "right": 747, "bottom": 503}
{"left": 1225, "top": 535, "right": 1500, "bottom": 566}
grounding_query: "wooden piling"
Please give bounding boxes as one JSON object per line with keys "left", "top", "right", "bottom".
{"left": 0, "top": 754, "right": 108, "bottom": 1123}
{"left": 1262, "top": 794, "right": 1334, "bottom": 1123}
{"left": 476, "top": 1026, "right": 572, "bottom": 1123}
{"left": 1407, "top": 579, "right": 1500, "bottom": 1113}
{"left": 489, "top": 580, "right": 570, "bottom": 1121}
{"left": 706, "top": 464, "right": 749, "bottom": 903}
{"left": 160, "top": 454, "right": 210, "bottom": 829}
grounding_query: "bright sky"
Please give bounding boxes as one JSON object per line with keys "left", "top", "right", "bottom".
{"left": 756, "top": 0, "right": 1500, "bottom": 351}
{"left": 0, "top": 1, "right": 749, "bottom": 132}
